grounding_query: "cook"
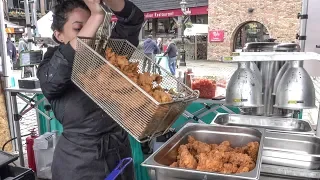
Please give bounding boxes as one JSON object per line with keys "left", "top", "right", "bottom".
{"left": 36, "top": 0, "right": 144, "bottom": 179}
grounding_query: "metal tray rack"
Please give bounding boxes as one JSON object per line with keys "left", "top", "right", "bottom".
{"left": 72, "top": 37, "right": 198, "bottom": 142}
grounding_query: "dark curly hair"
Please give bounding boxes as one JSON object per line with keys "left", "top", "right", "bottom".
{"left": 51, "top": 0, "right": 89, "bottom": 43}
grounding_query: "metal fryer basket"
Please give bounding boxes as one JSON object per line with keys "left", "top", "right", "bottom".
{"left": 72, "top": 37, "right": 199, "bottom": 142}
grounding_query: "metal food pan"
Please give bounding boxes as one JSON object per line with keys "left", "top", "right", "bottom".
{"left": 263, "top": 131, "right": 320, "bottom": 170}
{"left": 153, "top": 169, "right": 317, "bottom": 180}
{"left": 212, "top": 114, "right": 314, "bottom": 135}
{"left": 142, "top": 123, "right": 265, "bottom": 180}
{"left": 261, "top": 164, "right": 320, "bottom": 179}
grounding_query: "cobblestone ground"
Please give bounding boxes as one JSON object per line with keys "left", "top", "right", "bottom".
{"left": 12, "top": 60, "right": 320, "bottom": 165}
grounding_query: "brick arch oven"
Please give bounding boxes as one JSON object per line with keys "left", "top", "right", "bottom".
{"left": 207, "top": 0, "right": 302, "bottom": 60}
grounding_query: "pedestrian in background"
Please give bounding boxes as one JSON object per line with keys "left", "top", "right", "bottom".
{"left": 156, "top": 38, "right": 163, "bottom": 54}
{"left": 143, "top": 35, "right": 159, "bottom": 72}
{"left": 18, "top": 32, "right": 28, "bottom": 54}
{"left": 5, "top": 32, "right": 17, "bottom": 68}
{"left": 164, "top": 38, "right": 178, "bottom": 76}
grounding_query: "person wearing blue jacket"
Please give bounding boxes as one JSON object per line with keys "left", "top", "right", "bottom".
{"left": 143, "top": 35, "right": 159, "bottom": 72}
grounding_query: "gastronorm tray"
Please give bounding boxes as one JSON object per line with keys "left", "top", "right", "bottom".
{"left": 263, "top": 131, "right": 320, "bottom": 170}
{"left": 153, "top": 168, "right": 320, "bottom": 180}
{"left": 142, "top": 123, "right": 265, "bottom": 180}
{"left": 261, "top": 164, "right": 320, "bottom": 179}
{"left": 212, "top": 114, "right": 314, "bottom": 135}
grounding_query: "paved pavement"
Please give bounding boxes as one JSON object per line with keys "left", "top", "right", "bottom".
{"left": 9, "top": 60, "right": 320, "bottom": 167}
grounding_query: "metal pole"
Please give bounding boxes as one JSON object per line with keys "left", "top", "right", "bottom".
{"left": 316, "top": 103, "right": 320, "bottom": 137}
{"left": 40, "top": 0, "right": 45, "bottom": 15}
{"left": 0, "top": 0, "right": 9, "bottom": 79}
{"left": 0, "top": 0, "right": 16, "bottom": 151}
{"left": 11, "top": 93, "right": 25, "bottom": 166}
{"left": 31, "top": 0, "right": 39, "bottom": 37}
{"left": 299, "top": 0, "right": 309, "bottom": 52}
{"left": 24, "top": 0, "right": 33, "bottom": 50}
{"left": 180, "top": 16, "right": 187, "bottom": 66}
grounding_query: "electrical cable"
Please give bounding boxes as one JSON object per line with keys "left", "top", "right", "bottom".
{"left": 2, "top": 133, "right": 31, "bottom": 151}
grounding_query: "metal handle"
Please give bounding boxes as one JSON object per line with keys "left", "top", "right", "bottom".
{"left": 104, "top": 157, "right": 133, "bottom": 180}
{"left": 97, "top": 3, "right": 112, "bottom": 40}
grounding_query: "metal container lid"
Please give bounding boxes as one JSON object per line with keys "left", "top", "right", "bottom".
{"left": 274, "top": 43, "right": 301, "bottom": 52}
{"left": 243, "top": 42, "right": 279, "bottom": 52}
{"left": 0, "top": 150, "right": 18, "bottom": 168}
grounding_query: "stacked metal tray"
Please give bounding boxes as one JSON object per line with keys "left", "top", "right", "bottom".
{"left": 142, "top": 123, "right": 265, "bottom": 180}
{"left": 263, "top": 131, "right": 320, "bottom": 170}
{"left": 212, "top": 114, "right": 314, "bottom": 135}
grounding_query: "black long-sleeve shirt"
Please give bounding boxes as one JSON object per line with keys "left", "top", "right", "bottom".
{"left": 37, "top": 0, "right": 144, "bottom": 134}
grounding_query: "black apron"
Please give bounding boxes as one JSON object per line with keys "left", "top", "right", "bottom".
{"left": 50, "top": 90, "right": 134, "bottom": 180}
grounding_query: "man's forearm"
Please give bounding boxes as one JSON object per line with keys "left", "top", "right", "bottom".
{"left": 103, "top": 0, "right": 125, "bottom": 12}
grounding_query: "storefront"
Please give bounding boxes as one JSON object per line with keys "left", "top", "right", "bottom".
{"left": 111, "top": 5, "right": 208, "bottom": 39}
{"left": 207, "top": 0, "right": 302, "bottom": 60}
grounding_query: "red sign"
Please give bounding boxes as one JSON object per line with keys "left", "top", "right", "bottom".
{"left": 209, "top": 30, "right": 225, "bottom": 42}
{"left": 111, "top": 6, "right": 208, "bottom": 21}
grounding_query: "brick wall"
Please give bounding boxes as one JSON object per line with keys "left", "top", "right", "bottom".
{"left": 208, "top": 0, "right": 302, "bottom": 60}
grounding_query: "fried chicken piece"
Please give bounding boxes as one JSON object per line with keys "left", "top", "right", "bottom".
{"left": 237, "top": 166, "right": 251, "bottom": 173}
{"left": 170, "top": 162, "right": 179, "bottom": 167}
{"left": 196, "top": 151, "right": 225, "bottom": 172}
{"left": 216, "top": 141, "right": 233, "bottom": 152}
{"left": 211, "top": 144, "right": 218, "bottom": 151}
{"left": 245, "top": 142, "right": 259, "bottom": 162}
{"left": 152, "top": 74, "right": 162, "bottom": 84}
{"left": 234, "top": 147, "right": 246, "bottom": 154}
{"left": 221, "top": 163, "right": 238, "bottom": 174}
{"left": 105, "top": 48, "right": 114, "bottom": 59}
{"left": 177, "top": 145, "right": 197, "bottom": 169}
{"left": 151, "top": 90, "right": 173, "bottom": 103}
{"left": 138, "top": 72, "right": 153, "bottom": 86}
{"left": 229, "top": 152, "right": 255, "bottom": 172}
{"left": 116, "top": 56, "right": 129, "bottom": 70}
{"left": 187, "top": 136, "right": 211, "bottom": 154}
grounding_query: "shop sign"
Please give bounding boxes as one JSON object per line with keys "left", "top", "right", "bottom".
{"left": 111, "top": 6, "right": 208, "bottom": 21}
{"left": 209, "top": 30, "right": 225, "bottom": 42}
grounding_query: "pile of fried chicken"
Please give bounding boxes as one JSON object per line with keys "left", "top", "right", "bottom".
{"left": 76, "top": 48, "right": 173, "bottom": 104}
{"left": 170, "top": 136, "right": 259, "bottom": 174}
{"left": 105, "top": 48, "right": 172, "bottom": 103}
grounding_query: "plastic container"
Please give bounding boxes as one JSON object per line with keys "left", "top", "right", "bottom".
{"left": 191, "top": 75, "right": 216, "bottom": 99}
{"left": 33, "top": 132, "right": 56, "bottom": 179}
